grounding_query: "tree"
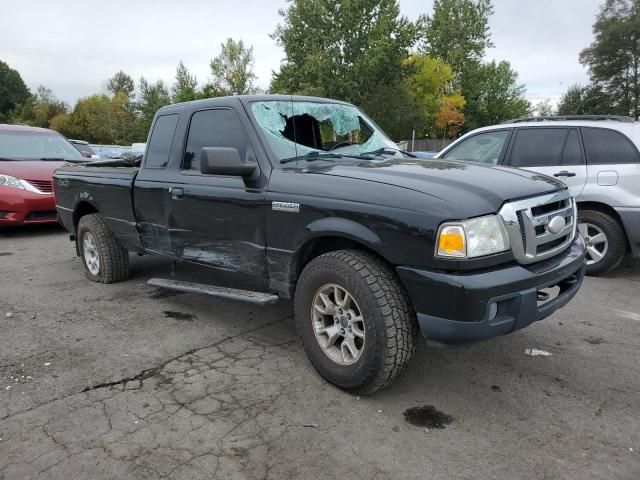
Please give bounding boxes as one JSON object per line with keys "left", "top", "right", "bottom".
{"left": 579, "top": 0, "right": 640, "bottom": 118}
{"left": 137, "top": 77, "right": 172, "bottom": 133}
{"left": 403, "top": 54, "right": 465, "bottom": 137}
{"left": 15, "top": 85, "right": 68, "bottom": 128}
{"left": 557, "top": 84, "right": 586, "bottom": 115}
{"left": 107, "top": 71, "right": 135, "bottom": 97}
{"left": 533, "top": 98, "right": 556, "bottom": 117}
{"left": 172, "top": 61, "right": 198, "bottom": 103}
{"left": 557, "top": 83, "right": 617, "bottom": 116}
{"left": 0, "top": 60, "right": 30, "bottom": 122}
{"left": 420, "top": 0, "right": 494, "bottom": 87}
{"left": 462, "top": 60, "right": 530, "bottom": 129}
{"left": 270, "top": 0, "right": 417, "bottom": 139}
{"left": 205, "top": 38, "right": 258, "bottom": 97}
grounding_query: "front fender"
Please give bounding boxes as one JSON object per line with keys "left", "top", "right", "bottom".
{"left": 302, "top": 217, "right": 384, "bottom": 248}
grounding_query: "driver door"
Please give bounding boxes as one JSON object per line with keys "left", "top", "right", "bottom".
{"left": 165, "top": 107, "right": 268, "bottom": 282}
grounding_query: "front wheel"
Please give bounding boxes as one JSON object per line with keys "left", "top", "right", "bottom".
{"left": 295, "top": 250, "right": 417, "bottom": 394}
{"left": 578, "top": 209, "right": 626, "bottom": 276}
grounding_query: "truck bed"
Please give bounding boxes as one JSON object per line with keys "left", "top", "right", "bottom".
{"left": 53, "top": 163, "right": 143, "bottom": 253}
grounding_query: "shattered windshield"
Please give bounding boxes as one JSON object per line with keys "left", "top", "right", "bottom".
{"left": 250, "top": 101, "right": 398, "bottom": 163}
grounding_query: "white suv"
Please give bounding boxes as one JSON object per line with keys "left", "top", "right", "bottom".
{"left": 437, "top": 115, "right": 640, "bottom": 275}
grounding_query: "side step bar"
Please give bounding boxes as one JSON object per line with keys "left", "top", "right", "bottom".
{"left": 147, "top": 278, "right": 279, "bottom": 306}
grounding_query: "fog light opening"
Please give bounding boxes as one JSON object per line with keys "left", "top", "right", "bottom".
{"left": 488, "top": 302, "right": 498, "bottom": 321}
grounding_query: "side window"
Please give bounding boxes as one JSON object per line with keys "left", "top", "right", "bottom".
{"left": 182, "top": 109, "right": 249, "bottom": 171}
{"left": 509, "top": 128, "right": 568, "bottom": 167}
{"left": 561, "top": 129, "right": 583, "bottom": 166}
{"left": 442, "top": 130, "right": 510, "bottom": 165}
{"left": 581, "top": 127, "right": 640, "bottom": 165}
{"left": 145, "top": 114, "right": 178, "bottom": 168}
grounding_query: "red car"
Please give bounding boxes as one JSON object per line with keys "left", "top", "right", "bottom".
{"left": 0, "top": 124, "right": 85, "bottom": 225}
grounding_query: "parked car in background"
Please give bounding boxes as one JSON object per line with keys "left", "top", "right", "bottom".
{"left": 436, "top": 115, "right": 640, "bottom": 275}
{"left": 69, "top": 139, "right": 98, "bottom": 158}
{"left": 0, "top": 124, "right": 85, "bottom": 225}
{"left": 412, "top": 151, "right": 437, "bottom": 158}
{"left": 131, "top": 143, "right": 146, "bottom": 155}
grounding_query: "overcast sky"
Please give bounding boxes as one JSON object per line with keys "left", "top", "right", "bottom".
{"left": 0, "top": 0, "right": 603, "bottom": 106}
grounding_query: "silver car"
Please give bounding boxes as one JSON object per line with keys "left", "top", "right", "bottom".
{"left": 436, "top": 115, "right": 640, "bottom": 275}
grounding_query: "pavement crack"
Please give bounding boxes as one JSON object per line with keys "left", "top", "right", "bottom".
{"left": 0, "top": 314, "right": 292, "bottom": 422}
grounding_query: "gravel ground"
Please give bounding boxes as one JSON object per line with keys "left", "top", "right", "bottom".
{"left": 1, "top": 225, "right": 639, "bottom": 480}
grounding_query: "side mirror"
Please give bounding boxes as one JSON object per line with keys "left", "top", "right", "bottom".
{"left": 200, "top": 147, "right": 257, "bottom": 177}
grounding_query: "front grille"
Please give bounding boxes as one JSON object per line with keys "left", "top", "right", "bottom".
{"left": 499, "top": 190, "right": 576, "bottom": 264}
{"left": 25, "top": 179, "right": 53, "bottom": 193}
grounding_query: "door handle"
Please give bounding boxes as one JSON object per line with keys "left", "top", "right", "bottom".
{"left": 553, "top": 171, "right": 576, "bottom": 178}
{"left": 169, "top": 187, "right": 184, "bottom": 199}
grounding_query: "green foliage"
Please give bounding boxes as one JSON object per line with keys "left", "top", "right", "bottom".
{"left": 270, "top": 0, "right": 418, "bottom": 139}
{"left": 0, "top": 60, "right": 31, "bottom": 122}
{"left": 172, "top": 61, "right": 198, "bottom": 103}
{"left": 533, "top": 98, "right": 556, "bottom": 117}
{"left": 107, "top": 71, "right": 135, "bottom": 97}
{"left": 419, "top": 0, "right": 494, "bottom": 86}
{"left": 557, "top": 83, "right": 618, "bottom": 116}
{"left": 51, "top": 93, "right": 139, "bottom": 145}
{"left": 205, "top": 38, "right": 258, "bottom": 97}
{"left": 462, "top": 60, "right": 530, "bottom": 129}
{"left": 137, "top": 77, "right": 171, "bottom": 134}
{"left": 557, "top": 84, "right": 586, "bottom": 115}
{"left": 579, "top": 0, "right": 640, "bottom": 118}
{"left": 403, "top": 54, "right": 465, "bottom": 137}
{"left": 14, "top": 85, "right": 68, "bottom": 128}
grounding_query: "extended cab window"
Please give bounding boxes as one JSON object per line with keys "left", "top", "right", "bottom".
{"left": 145, "top": 114, "right": 178, "bottom": 168}
{"left": 182, "top": 109, "right": 248, "bottom": 171}
{"left": 581, "top": 127, "right": 640, "bottom": 164}
{"left": 442, "top": 130, "right": 510, "bottom": 164}
{"left": 509, "top": 128, "right": 583, "bottom": 167}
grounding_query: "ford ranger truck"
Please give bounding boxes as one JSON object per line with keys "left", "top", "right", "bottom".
{"left": 53, "top": 95, "right": 586, "bottom": 394}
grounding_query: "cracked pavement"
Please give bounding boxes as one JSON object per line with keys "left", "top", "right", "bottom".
{"left": 1, "top": 225, "right": 639, "bottom": 479}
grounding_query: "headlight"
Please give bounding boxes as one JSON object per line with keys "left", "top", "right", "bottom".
{"left": 436, "top": 215, "right": 510, "bottom": 259}
{"left": 0, "top": 175, "right": 25, "bottom": 190}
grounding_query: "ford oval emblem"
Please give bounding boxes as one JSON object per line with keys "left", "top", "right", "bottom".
{"left": 548, "top": 215, "right": 566, "bottom": 234}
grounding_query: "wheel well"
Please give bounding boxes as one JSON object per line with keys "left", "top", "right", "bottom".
{"left": 73, "top": 202, "right": 99, "bottom": 229}
{"left": 577, "top": 201, "right": 629, "bottom": 250}
{"left": 294, "top": 236, "right": 384, "bottom": 281}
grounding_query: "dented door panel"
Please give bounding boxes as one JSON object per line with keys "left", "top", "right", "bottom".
{"left": 167, "top": 174, "right": 268, "bottom": 278}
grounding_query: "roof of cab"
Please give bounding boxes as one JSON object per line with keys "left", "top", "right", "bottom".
{"left": 157, "top": 94, "right": 352, "bottom": 114}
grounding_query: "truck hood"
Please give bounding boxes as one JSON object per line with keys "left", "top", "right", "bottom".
{"left": 0, "top": 160, "right": 64, "bottom": 182}
{"left": 307, "top": 158, "right": 566, "bottom": 214}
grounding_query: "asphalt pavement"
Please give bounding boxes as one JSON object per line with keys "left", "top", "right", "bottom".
{"left": 1, "top": 225, "right": 638, "bottom": 479}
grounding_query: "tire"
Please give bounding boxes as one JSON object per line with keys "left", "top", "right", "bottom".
{"left": 77, "top": 213, "right": 130, "bottom": 283}
{"left": 294, "top": 250, "right": 417, "bottom": 395}
{"left": 578, "top": 209, "right": 626, "bottom": 276}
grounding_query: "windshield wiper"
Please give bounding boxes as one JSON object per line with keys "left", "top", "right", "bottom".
{"left": 360, "top": 148, "right": 416, "bottom": 158}
{"left": 280, "top": 151, "right": 372, "bottom": 164}
{"left": 40, "top": 157, "right": 67, "bottom": 161}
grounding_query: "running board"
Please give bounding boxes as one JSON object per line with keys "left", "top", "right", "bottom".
{"left": 147, "top": 278, "right": 279, "bottom": 306}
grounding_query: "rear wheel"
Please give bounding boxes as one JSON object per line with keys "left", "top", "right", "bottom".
{"left": 77, "top": 214, "right": 130, "bottom": 283}
{"left": 578, "top": 209, "right": 626, "bottom": 276}
{"left": 295, "top": 250, "right": 417, "bottom": 394}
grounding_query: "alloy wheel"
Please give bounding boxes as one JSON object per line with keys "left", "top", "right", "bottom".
{"left": 311, "top": 284, "right": 365, "bottom": 365}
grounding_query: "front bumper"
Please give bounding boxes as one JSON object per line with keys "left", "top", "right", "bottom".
{"left": 396, "top": 236, "right": 586, "bottom": 345}
{"left": 0, "top": 187, "right": 58, "bottom": 225}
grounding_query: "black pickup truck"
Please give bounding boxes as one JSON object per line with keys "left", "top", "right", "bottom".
{"left": 54, "top": 95, "right": 586, "bottom": 393}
